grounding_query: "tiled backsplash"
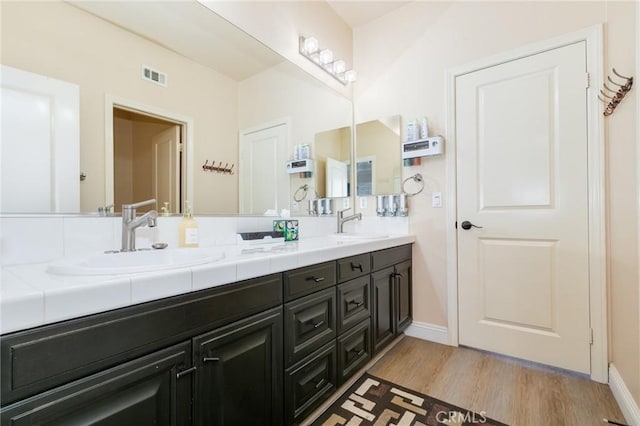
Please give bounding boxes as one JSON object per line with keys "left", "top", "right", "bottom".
{"left": 0, "top": 215, "right": 408, "bottom": 266}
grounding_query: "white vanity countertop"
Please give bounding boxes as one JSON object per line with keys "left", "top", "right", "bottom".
{"left": 0, "top": 234, "right": 415, "bottom": 335}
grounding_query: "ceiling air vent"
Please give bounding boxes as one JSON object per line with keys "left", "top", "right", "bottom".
{"left": 141, "top": 65, "right": 167, "bottom": 87}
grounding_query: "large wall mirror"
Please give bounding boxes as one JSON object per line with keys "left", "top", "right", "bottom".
{"left": 354, "top": 115, "right": 402, "bottom": 197}
{"left": 0, "top": 1, "right": 353, "bottom": 215}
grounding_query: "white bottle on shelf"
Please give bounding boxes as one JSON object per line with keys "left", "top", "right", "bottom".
{"left": 406, "top": 119, "right": 418, "bottom": 141}
{"left": 419, "top": 117, "right": 429, "bottom": 139}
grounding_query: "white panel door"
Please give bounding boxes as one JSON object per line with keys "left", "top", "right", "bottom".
{"left": 239, "top": 123, "right": 288, "bottom": 214}
{"left": 326, "top": 157, "right": 349, "bottom": 198}
{"left": 456, "top": 42, "right": 590, "bottom": 373}
{"left": 152, "top": 125, "right": 180, "bottom": 213}
{"left": 0, "top": 65, "right": 79, "bottom": 212}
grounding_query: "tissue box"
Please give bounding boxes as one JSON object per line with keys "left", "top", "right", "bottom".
{"left": 273, "top": 219, "right": 299, "bottom": 241}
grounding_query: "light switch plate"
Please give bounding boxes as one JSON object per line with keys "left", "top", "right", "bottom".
{"left": 342, "top": 198, "right": 350, "bottom": 209}
{"left": 359, "top": 197, "right": 367, "bottom": 209}
{"left": 432, "top": 192, "right": 442, "bottom": 208}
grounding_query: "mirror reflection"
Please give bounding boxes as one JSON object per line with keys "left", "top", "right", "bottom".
{"left": 355, "top": 115, "right": 402, "bottom": 196}
{"left": 0, "top": 1, "right": 353, "bottom": 215}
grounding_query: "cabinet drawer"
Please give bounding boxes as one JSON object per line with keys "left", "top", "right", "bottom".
{"left": 337, "top": 276, "right": 370, "bottom": 334}
{"left": 285, "top": 340, "right": 336, "bottom": 424}
{"left": 337, "top": 318, "right": 371, "bottom": 386}
{"left": 371, "top": 244, "right": 412, "bottom": 271}
{"left": 284, "top": 261, "right": 336, "bottom": 302}
{"left": 284, "top": 287, "right": 336, "bottom": 366}
{"left": 337, "top": 254, "right": 371, "bottom": 283}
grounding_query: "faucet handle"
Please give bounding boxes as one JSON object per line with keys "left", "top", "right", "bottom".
{"left": 123, "top": 199, "right": 157, "bottom": 210}
{"left": 338, "top": 207, "right": 351, "bottom": 216}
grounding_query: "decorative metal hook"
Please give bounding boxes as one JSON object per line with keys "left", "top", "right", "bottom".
{"left": 612, "top": 68, "right": 632, "bottom": 80}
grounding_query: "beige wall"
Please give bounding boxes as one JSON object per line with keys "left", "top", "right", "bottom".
{"left": 356, "top": 120, "right": 401, "bottom": 195}
{"left": 314, "top": 126, "right": 352, "bottom": 200}
{"left": 354, "top": 0, "right": 638, "bottom": 405}
{"left": 1, "top": 1, "right": 239, "bottom": 214}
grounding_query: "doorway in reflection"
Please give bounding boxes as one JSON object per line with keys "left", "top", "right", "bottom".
{"left": 113, "top": 107, "right": 183, "bottom": 214}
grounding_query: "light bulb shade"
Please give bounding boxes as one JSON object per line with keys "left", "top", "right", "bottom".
{"left": 332, "top": 60, "right": 346, "bottom": 74}
{"left": 344, "top": 70, "right": 357, "bottom": 82}
{"left": 302, "top": 36, "right": 318, "bottom": 54}
{"left": 319, "top": 49, "right": 333, "bottom": 65}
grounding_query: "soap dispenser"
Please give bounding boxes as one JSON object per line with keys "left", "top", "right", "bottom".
{"left": 179, "top": 201, "right": 199, "bottom": 248}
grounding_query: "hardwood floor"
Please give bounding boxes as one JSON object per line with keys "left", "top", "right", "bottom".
{"left": 367, "top": 337, "right": 625, "bottom": 426}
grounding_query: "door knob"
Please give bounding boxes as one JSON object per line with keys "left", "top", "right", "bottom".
{"left": 460, "top": 221, "right": 483, "bottom": 230}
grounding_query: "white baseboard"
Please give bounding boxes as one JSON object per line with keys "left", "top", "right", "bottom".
{"left": 404, "top": 321, "right": 450, "bottom": 345}
{"left": 609, "top": 363, "right": 640, "bottom": 425}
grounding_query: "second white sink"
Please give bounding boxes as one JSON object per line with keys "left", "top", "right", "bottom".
{"left": 330, "top": 233, "right": 389, "bottom": 241}
{"left": 47, "top": 248, "right": 225, "bottom": 276}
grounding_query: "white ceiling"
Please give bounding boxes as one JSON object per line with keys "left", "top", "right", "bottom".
{"left": 327, "top": 1, "right": 411, "bottom": 28}
{"left": 69, "top": 1, "right": 409, "bottom": 81}
{"left": 69, "top": 1, "right": 283, "bottom": 81}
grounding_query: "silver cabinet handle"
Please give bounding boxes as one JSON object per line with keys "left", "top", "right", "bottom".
{"left": 306, "top": 276, "right": 325, "bottom": 283}
{"left": 176, "top": 366, "right": 196, "bottom": 379}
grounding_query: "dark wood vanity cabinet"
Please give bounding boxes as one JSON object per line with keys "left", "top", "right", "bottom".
{"left": 371, "top": 245, "right": 413, "bottom": 354}
{"left": 0, "top": 243, "right": 412, "bottom": 426}
{"left": 0, "top": 274, "right": 283, "bottom": 426}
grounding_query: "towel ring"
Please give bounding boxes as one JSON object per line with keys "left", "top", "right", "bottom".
{"left": 293, "top": 184, "right": 309, "bottom": 202}
{"left": 402, "top": 173, "right": 424, "bottom": 196}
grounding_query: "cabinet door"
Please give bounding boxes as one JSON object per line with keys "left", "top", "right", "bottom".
{"left": 371, "top": 267, "right": 395, "bottom": 354}
{"left": 0, "top": 342, "right": 192, "bottom": 426}
{"left": 395, "top": 260, "right": 413, "bottom": 333}
{"left": 194, "top": 307, "right": 283, "bottom": 426}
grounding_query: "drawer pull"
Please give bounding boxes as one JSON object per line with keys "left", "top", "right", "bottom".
{"left": 350, "top": 348, "right": 365, "bottom": 356}
{"left": 314, "top": 379, "right": 325, "bottom": 389}
{"left": 306, "top": 319, "right": 325, "bottom": 328}
{"left": 350, "top": 262, "right": 364, "bottom": 272}
{"left": 203, "top": 357, "right": 220, "bottom": 363}
{"left": 348, "top": 300, "right": 364, "bottom": 308}
{"left": 176, "top": 366, "right": 196, "bottom": 379}
{"left": 306, "top": 276, "right": 326, "bottom": 283}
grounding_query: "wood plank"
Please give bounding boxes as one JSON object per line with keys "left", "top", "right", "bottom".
{"left": 368, "top": 337, "right": 625, "bottom": 425}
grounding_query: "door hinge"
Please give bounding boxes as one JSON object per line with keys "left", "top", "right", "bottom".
{"left": 585, "top": 72, "right": 591, "bottom": 89}
{"left": 179, "top": 143, "right": 184, "bottom": 152}
{"left": 589, "top": 328, "right": 594, "bottom": 345}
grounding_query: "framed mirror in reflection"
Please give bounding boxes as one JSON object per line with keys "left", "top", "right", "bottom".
{"left": 0, "top": 0, "right": 352, "bottom": 216}
{"left": 354, "top": 115, "right": 402, "bottom": 196}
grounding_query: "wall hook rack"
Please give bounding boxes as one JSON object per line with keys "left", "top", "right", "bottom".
{"left": 202, "top": 159, "right": 234, "bottom": 175}
{"left": 598, "top": 68, "right": 633, "bottom": 117}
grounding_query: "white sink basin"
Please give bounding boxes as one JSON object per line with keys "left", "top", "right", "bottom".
{"left": 47, "top": 248, "right": 225, "bottom": 276}
{"left": 330, "top": 233, "right": 389, "bottom": 241}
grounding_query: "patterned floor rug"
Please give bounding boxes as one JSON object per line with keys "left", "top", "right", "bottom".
{"left": 311, "top": 373, "right": 508, "bottom": 426}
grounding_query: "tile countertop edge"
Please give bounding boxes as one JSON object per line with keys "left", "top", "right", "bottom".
{"left": 0, "top": 235, "right": 415, "bottom": 335}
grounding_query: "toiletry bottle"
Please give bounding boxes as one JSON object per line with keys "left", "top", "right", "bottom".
{"left": 419, "top": 117, "right": 429, "bottom": 139}
{"left": 179, "top": 201, "right": 199, "bottom": 248}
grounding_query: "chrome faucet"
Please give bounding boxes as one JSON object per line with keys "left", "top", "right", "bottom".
{"left": 121, "top": 199, "right": 158, "bottom": 252}
{"left": 337, "top": 208, "right": 362, "bottom": 233}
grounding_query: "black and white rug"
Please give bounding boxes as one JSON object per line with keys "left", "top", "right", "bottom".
{"left": 311, "top": 373, "right": 509, "bottom": 425}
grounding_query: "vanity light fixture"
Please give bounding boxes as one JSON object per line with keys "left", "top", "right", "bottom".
{"left": 299, "top": 36, "right": 356, "bottom": 86}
